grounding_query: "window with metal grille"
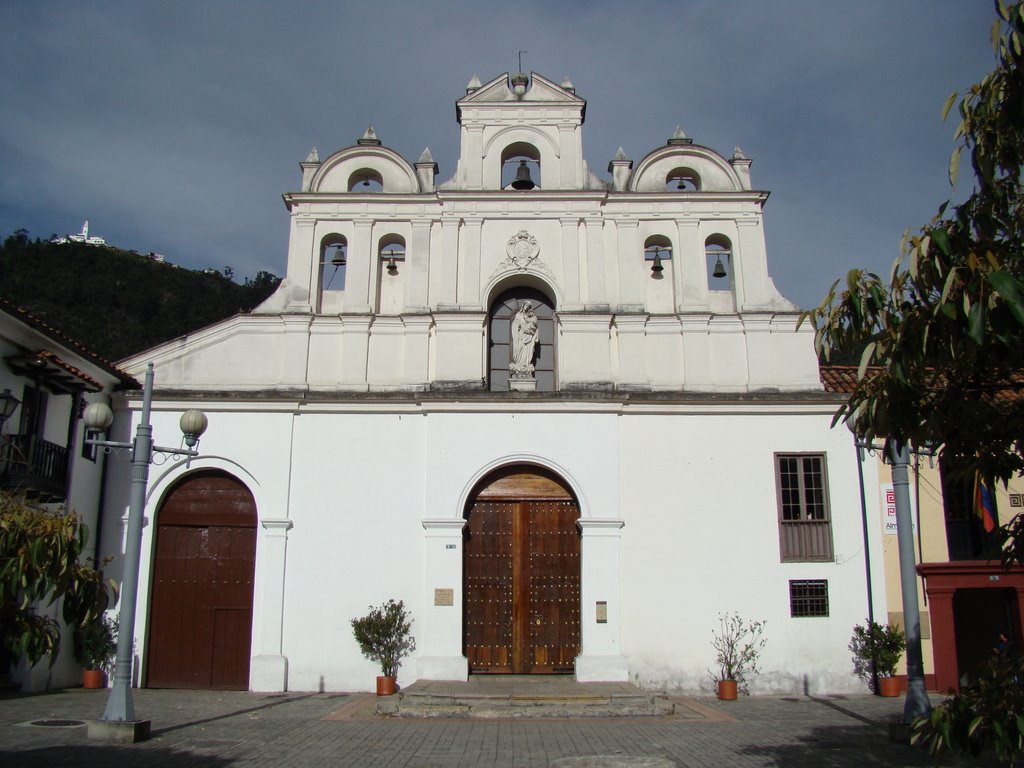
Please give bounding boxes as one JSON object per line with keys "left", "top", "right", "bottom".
{"left": 775, "top": 453, "right": 834, "bottom": 562}
{"left": 789, "top": 579, "right": 829, "bottom": 617}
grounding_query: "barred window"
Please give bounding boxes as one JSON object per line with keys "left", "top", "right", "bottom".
{"left": 775, "top": 453, "right": 834, "bottom": 562}
{"left": 790, "top": 579, "right": 829, "bottom": 617}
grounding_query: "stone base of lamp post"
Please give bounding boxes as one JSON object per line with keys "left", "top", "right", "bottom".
{"left": 88, "top": 718, "right": 151, "bottom": 744}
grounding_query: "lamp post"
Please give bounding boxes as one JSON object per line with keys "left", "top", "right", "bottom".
{"left": 83, "top": 363, "right": 207, "bottom": 742}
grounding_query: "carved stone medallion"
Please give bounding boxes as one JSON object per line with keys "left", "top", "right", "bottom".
{"left": 505, "top": 230, "right": 540, "bottom": 270}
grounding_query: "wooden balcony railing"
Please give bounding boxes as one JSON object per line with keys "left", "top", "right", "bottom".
{"left": 779, "top": 519, "right": 834, "bottom": 562}
{"left": 0, "top": 434, "right": 69, "bottom": 502}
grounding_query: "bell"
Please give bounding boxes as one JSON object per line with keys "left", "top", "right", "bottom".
{"left": 330, "top": 247, "right": 346, "bottom": 267}
{"left": 386, "top": 256, "right": 398, "bottom": 276}
{"left": 651, "top": 255, "right": 664, "bottom": 274}
{"left": 511, "top": 160, "right": 535, "bottom": 190}
{"left": 712, "top": 256, "right": 727, "bottom": 279}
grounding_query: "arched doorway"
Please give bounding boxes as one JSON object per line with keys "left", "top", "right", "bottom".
{"left": 146, "top": 471, "right": 258, "bottom": 689}
{"left": 463, "top": 466, "right": 580, "bottom": 674}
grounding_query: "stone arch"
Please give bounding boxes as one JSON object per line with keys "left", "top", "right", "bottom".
{"left": 311, "top": 146, "right": 419, "bottom": 193}
{"left": 457, "top": 454, "right": 591, "bottom": 520}
{"left": 483, "top": 127, "right": 560, "bottom": 189}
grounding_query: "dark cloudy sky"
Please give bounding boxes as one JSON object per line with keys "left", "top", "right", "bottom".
{"left": 0, "top": 2, "right": 998, "bottom": 310}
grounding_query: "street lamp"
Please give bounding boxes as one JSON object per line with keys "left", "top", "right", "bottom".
{"left": 84, "top": 363, "right": 207, "bottom": 742}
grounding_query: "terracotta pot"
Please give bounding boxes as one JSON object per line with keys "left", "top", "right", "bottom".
{"left": 717, "top": 679, "right": 738, "bottom": 700}
{"left": 376, "top": 675, "right": 397, "bottom": 696}
{"left": 82, "top": 669, "right": 105, "bottom": 689}
{"left": 878, "top": 676, "right": 901, "bottom": 697}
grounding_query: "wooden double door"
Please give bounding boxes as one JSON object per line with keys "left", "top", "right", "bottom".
{"left": 146, "top": 471, "right": 257, "bottom": 689}
{"left": 464, "top": 470, "right": 580, "bottom": 674}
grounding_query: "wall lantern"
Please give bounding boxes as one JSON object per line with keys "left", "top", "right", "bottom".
{"left": 0, "top": 388, "right": 20, "bottom": 432}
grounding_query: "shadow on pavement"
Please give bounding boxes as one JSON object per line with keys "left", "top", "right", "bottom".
{"left": 150, "top": 692, "right": 317, "bottom": 737}
{"left": 0, "top": 745, "right": 235, "bottom": 768}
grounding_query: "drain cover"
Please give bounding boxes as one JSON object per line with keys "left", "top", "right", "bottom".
{"left": 29, "top": 719, "right": 86, "bottom": 727}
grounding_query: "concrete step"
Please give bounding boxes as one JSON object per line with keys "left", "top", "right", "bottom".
{"left": 377, "top": 687, "right": 676, "bottom": 718}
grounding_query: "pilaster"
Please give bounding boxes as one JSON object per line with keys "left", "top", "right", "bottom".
{"left": 250, "top": 518, "right": 293, "bottom": 692}
{"left": 343, "top": 221, "right": 374, "bottom": 314}
{"left": 418, "top": 519, "right": 469, "bottom": 680}
{"left": 576, "top": 518, "right": 629, "bottom": 682}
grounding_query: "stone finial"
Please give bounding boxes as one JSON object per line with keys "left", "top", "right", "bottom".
{"left": 732, "top": 146, "right": 747, "bottom": 160}
{"left": 608, "top": 146, "right": 634, "bottom": 191}
{"left": 612, "top": 146, "right": 630, "bottom": 162}
{"left": 561, "top": 76, "right": 575, "bottom": 93}
{"left": 668, "top": 126, "right": 693, "bottom": 145}
{"left": 466, "top": 74, "right": 482, "bottom": 93}
{"left": 305, "top": 147, "right": 320, "bottom": 163}
{"left": 418, "top": 147, "right": 435, "bottom": 164}
{"left": 357, "top": 125, "right": 382, "bottom": 146}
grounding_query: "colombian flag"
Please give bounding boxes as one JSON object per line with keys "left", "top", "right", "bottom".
{"left": 975, "top": 473, "right": 998, "bottom": 534}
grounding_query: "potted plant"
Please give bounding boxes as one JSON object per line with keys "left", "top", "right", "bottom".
{"left": 849, "top": 619, "right": 906, "bottom": 696}
{"left": 708, "top": 612, "right": 767, "bottom": 700}
{"left": 73, "top": 614, "right": 117, "bottom": 689}
{"left": 351, "top": 599, "right": 416, "bottom": 695}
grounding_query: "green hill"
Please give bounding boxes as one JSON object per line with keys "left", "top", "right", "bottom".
{"left": 0, "top": 230, "right": 280, "bottom": 361}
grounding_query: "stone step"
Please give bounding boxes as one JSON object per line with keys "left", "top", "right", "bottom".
{"left": 377, "top": 690, "right": 676, "bottom": 719}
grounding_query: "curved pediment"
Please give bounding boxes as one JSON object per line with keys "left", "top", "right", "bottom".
{"left": 630, "top": 143, "right": 744, "bottom": 193}
{"left": 311, "top": 145, "right": 420, "bottom": 194}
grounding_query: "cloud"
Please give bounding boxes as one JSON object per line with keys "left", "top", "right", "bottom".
{"left": 0, "top": 1, "right": 997, "bottom": 307}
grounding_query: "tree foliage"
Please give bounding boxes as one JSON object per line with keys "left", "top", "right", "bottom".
{"left": 801, "top": 1, "right": 1024, "bottom": 491}
{"left": 0, "top": 492, "right": 117, "bottom": 670}
{"left": 0, "top": 234, "right": 280, "bottom": 360}
{"left": 708, "top": 612, "right": 767, "bottom": 695}
{"left": 350, "top": 599, "right": 416, "bottom": 678}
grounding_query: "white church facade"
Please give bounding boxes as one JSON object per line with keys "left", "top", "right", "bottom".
{"left": 100, "top": 72, "right": 885, "bottom": 694}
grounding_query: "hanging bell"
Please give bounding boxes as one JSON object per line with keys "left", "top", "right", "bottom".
{"left": 511, "top": 160, "right": 536, "bottom": 190}
{"left": 330, "top": 247, "right": 346, "bottom": 267}
{"left": 651, "top": 254, "right": 664, "bottom": 274}
{"left": 386, "top": 256, "right": 398, "bottom": 276}
{"left": 712, "top": 256, "right": 727, "bottom": 279}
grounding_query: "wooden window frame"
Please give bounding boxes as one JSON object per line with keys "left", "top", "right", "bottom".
{"left": 775, "top": 452, "right": 834, "bottom": 562}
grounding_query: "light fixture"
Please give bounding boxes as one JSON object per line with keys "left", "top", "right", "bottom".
{"left": 0, "top": 388, "right": 20, "bottom": 432}
{"left": 179, "top": 409, "right": 208, "bottom": 448}
{"left": 83, "top": 401, "right": 114, "bottom": 433}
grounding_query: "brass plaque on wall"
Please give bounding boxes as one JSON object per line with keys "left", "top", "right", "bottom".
{"left": 596, "top": 601, "right": 608, "bottom": 623}
{"left": 434, "top": 588, "right": 454, "bottom": 606}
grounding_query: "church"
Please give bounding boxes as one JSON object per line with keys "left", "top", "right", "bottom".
{"left": 100, "top": 71, "right": 884, "bottom": 694}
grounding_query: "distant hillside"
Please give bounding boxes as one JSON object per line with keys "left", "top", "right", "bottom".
{"left": 0, "top": 230, "right": 280, "bottom": 361}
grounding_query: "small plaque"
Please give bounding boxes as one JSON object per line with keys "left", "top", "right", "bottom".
{"left": 434, "top": 588, "right": 454, "bottom": 606}
{"left": 445, "top": 543, "right": 457, "bottom": 550}
{"left": 596, "top": 601, "right": 608, "bottom": 624}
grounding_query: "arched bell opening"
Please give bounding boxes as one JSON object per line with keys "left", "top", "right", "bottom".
{"left": 318, "top": 235, "right": 347, "bottom": 312}
{"left": 462, "top": 464, "right": 580, "bottom": 674}
{"left": 665, "top": 166, "right": 701, "bottom": 192}
{"left": 500, "top": 142, "right": 541, "bottom": 190}
{"left": 375, "top": 234, "right": 406, "bottom": 315}
{"left": 347, "top": 168, "right": 384, "bottom": 192}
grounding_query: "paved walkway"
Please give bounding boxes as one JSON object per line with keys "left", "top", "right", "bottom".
{"left": 0, "top": 687, "right": 1005, "bottom": 767}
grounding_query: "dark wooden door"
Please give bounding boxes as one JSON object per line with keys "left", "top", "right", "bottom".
{"left": 146, "top": 472, "right": 257, "bottom": 690}
{"left": 464, "top": 471, "right": 580, "bottom": 674}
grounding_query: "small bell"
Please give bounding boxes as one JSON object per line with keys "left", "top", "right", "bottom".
{"left": 651, "top": 254, "right": 664, "bottom": 274}
{"left": 330, "top": 247, "right": 346, "bottom": 267}
{"left": 386, "top": 256, "right": 398, "bottom": 276}
{"left": 511, "top": 160, "right": 535, "bottom": 190}
{"left": 712, "top": 256, "right": 727, "bottom": 279}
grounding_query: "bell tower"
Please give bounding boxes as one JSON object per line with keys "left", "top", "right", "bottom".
{"left": 444, "top": 72, "right": 600, "bottom": 191}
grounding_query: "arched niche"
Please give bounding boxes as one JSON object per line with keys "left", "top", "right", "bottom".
{"left": 487, "top": 285, "right": 556, "bottom": 392}
{"left": 318, "top": 234, "right": 347, "bottom": 312}
{"left": 483, "top": 127, "right": 560, "bottom": 190}
{"left": 311, "top": 146, "right": 419, "bottom": 193}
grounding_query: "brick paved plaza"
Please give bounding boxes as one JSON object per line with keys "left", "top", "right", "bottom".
{"left": 0, "top": 688, "right": 1005, "bottom": 767}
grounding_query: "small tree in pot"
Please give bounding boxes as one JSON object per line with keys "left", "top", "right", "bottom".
{"left": 849, "top": 619, "right": 906, "bottom": 696}
{"left": 708, "top": 612, "right": 767, "bottom": 699}
{"left": 73, "top": 614, "right": 117, "bottom": 688}
{"left": 351, "top": 599, "right": 416, "bottom": 695}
